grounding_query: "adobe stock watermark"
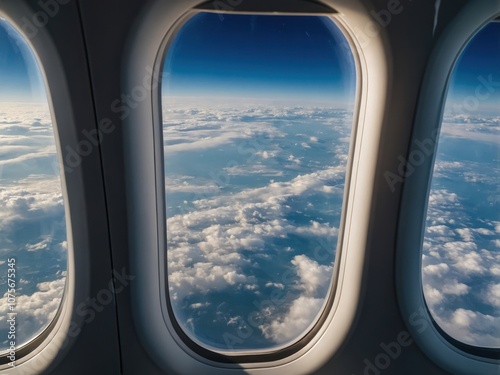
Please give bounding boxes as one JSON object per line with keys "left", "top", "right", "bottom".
{"left": 170, "top": 108, "right": 278, "bottom": 218}
{"left": 72, "top": 268, "right": 135, "bottom": 328}
{"left": 63, "top": 65, "right": 163, "bottom": 173}
{"left": 384, "top": 73, "right": 500, "bottom": 193}
{"left": 353, "top": 0, "right": 410, "bottom": 49}
{"left": 355, "top": 307, "right": 431, "bottom": 375}
{"left": 384, "top": 130, "right": 438, "bottom": 193}
{"left": 5, "top": 258, "right": 16, "bottom": 368}
{"left": 20, "top": 0, "right": 70, "bottom": 39}
{"left": 11, "top": 267, "right": 134, "bottom": 375}
{"left": 212, "top": 0, "right": 244, "bottom": 21}
{"left": 222, "top": 267, "right": 301, "bottom": 349}
{"left": 452, "top": 74, "right": 500, "bottom": 113}
{"left": 222, "top": 237, "right": 335, "bottom": 349}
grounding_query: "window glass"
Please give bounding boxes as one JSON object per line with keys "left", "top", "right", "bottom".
{"left": 0, "top": 19, "right": 67, "bottom": 352}
{"left": 422, "top": 22, "right": 500, "bottom": 348}
{"left": 162, "top": 13, "right": 356, "bottom": 351}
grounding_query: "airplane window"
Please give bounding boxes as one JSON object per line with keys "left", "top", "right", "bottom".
{"left": 422, "top": 21, "right": 500, "bottom": 348}
{"left": 161, "top": 12, "right": 356, "bottom": 352}
{"left": 0, "top": 19, "right": 67, "bottom": 353}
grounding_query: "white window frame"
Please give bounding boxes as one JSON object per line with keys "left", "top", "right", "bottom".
{"left": 124, "top": 0, "right": 390, "bottom": 373}
{"left": 396, "top": 2, "right": 500, "bottom": 374}
{"left": 0, "top": 1, "right": 111, "bottom": 373}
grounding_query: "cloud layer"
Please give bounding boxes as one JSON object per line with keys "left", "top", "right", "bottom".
{"left": 423, "top": 111, "right": 499, "bottom": 347}
{"left": 165, "top": 104, "right": 349, "bottom": 349}
{"left": 0, "top": 104, "right": 67, "bottom": 351}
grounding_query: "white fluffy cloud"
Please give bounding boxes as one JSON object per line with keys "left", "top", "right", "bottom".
{"left": 162, "top": 104, "right": 351, "bottom": 348}
{"left": 163, "top": 106, "right": 286, "bottom": 155}
{"left": 442, "top": 280, "right": 470, "bottom": 296}
{"left": 441, "top": 113, "right": 500, "bottom": 145}
{"left": 169, "top": 263, "right": 252, "bottom": 301}
{"left": 0, "top": 277, "right": 65, "bottom": 347}
{"left": 167, "top": 166, "right": 341, "bottom": 302}
{"left": 423, "top": 263, "right": 449, "bottom": 277}
{"left": 423, "top": 284, "right": 444, "bottom": 307}
{"left": 259, "top": 295, "right": 324, "bottom": 343}
{"left": 484, "top": 284, "right": 500, "bottom": 308}
{"left": 434, "top": 308, "right": 500, "bottom": 348}
{"left": 258, "top": 255, "right": 332, "bottom": 343}
{"left": 0, "top": 104, "right": 64, "bottom": 234}
{"left": 0, "top": 104, "right": 67, "bottom": 351}
{"left": 291, "top": 255, "right": 332, "bottom": 296}
{"left": 423, "top": 113, "right": 500, "bottom": 347}
{"left": 452, "top": 251, "right": 487, "bottom": 275}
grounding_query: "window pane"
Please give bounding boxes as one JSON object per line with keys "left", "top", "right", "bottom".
{"left": 422, "top": 22, "right": 500, "bottom": 348}
{"left": 0, "top": 19, "right": 67, "bottom": 352}
{"left": 162, "top": 13, "right": 356, "bottom": 351}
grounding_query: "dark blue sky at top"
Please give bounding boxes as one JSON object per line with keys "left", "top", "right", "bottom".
{"left": 162, "top": 13, "right": 356, "bottom": 104}
{"left": 1, "top": 15, "right": 497, "bottom": 107}
{"left": 0, "top": 19, "right": 46, "bottom": 102}
{"left": 448, "top": 21, "right": 500, "bottom": 111}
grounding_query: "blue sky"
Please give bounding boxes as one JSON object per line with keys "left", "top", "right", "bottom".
{"left": 162, "top": 14, "right": 356, "bottom": 105}
{"left": 0, "top": 20, "right": 66, "bottom": 351}
{"left": 161, "top": 14, "right": 499, "bottom": 349}
{"left": 424, "top": 21, "right": 499, "bottom": 348}
{"left": 447, "top": 22, "right": 500, "bottom": 112}
{"left": 162, "top": 14, "right": 358, "bottom": 350}
{"left": 0, "top": 11, "right": 497, "bottom": 352}
{"left": 0, "top": 18, "right": 46, "bottom": 102}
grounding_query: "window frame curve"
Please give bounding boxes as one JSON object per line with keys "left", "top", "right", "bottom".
{"left": 0, "top": 1, "right": 104, "bottom": 373}
{"left": 157, "top": 9, "right": 359, "bottom": 362}
{"left": 395, "top": 2, "right": 500, "bottom": 374}
{"left": 0, "top": 9, "right": 74, "bottom": 372}
{"left": 123, "top": 0, "right": 392, "bottom": 373}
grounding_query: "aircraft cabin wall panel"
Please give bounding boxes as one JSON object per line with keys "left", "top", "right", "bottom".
{"left": 0, "top": 0, "right": 495, "bottom": 374}
{"left": 0, "top": 0, "right": 121, "bottom": 374}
